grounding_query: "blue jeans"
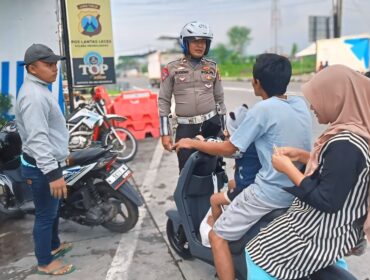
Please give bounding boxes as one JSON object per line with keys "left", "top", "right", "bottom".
{"left": 21, "top": 165, "right": 61, "bottom": 266}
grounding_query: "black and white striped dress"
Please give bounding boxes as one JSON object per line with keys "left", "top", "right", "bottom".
{"left": 246, "top": 131, "right": 370, "bottom": 280}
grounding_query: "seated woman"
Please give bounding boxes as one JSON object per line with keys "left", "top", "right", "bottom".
{"left": 245, "top": 65, "right": 370, "bottom": 280}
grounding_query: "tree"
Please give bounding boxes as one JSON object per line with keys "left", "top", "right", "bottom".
{"left": 291, "top": 43, "right": 298, "bottom": 58}
{"left": 0, "top": 93, "right": 12, "bottom": 126}
{"left": 116, "top": 56, "right": 140, "bottom": 71}
{"left": 209, "top": 43, "right": 231, "bottom": 64}
{"left": 227, "top": 26, "right": 252, "bottom": 56}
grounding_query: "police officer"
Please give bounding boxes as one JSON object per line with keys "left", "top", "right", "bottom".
{"left": 158, "top": 21, "right": 226, "bottom": 170}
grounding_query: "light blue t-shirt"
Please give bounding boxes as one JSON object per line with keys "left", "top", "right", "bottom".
{"left": 230, "top": 96, "right": 312, "bottom": 207}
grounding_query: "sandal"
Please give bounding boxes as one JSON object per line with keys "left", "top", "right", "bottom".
{"left": 52, "top": 242, "right": 73, "bottom": 260}
{"left": 37, "top": 263, "right": 75, "bottom": 276}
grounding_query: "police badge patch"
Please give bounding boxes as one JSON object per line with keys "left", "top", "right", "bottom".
{"left": 161, "top": 67, "right": 169, "bottom": 81}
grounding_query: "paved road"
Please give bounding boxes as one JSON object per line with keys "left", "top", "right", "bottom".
{"left": 0, "top": 77, "right": 369, "bottom": 280}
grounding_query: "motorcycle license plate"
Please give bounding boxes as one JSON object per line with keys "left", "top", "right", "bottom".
{"left": 105, "top": 163, "right": 132, "bottom": 190}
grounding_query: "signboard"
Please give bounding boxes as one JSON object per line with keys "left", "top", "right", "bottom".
{"left": 308, "top": 16, "right": 330, "bottom": 42}
{"left": 316, "top": 34, "right": 370, "bottom": 72}
{"left": 65, "top": 0, "right": 116, "bottom": 85}
{"left": 0, "top": 0, "right": 64, "bottom": 116}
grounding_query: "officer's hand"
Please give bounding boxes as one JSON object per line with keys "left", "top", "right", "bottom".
{"left": 49, "top": 177, "right": 68, "bottom": 199}
{"left": 173, "top": 138, "right": 194, "bottom": 153}
{"left": 161, "top": 135, "right": 173, "bottom": 152}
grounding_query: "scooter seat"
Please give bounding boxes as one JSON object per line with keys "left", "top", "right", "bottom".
{"left": 69, "top": 147, "right": 109, "bottom": 166}
{"left": 229, "top": 208, "right": 288, "bottom": 255}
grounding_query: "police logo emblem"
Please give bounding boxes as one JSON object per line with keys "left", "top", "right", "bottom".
{"left": 77, "top": 4, "right": 102, "bottom": 37}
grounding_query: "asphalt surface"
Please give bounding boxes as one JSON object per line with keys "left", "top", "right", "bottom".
{"left": 0, "top": 77, "right": 369, "bottom": 280}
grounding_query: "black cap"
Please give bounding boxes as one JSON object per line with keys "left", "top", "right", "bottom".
{"left": 21, "top": 44, "right": 65, "bottom": 66}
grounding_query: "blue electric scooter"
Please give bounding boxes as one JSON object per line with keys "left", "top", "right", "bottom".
{"left": 166, "top": 151, "right": 357, "bottom": 280}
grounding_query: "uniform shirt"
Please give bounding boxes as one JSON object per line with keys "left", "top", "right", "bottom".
{"left": 230, "top": 96, "right": 312, "bottom": 207}
{"left": 158, "top": 57, "right": 226, "bottom": 117}
{"left": 247, "top": 132, "right": 370, "bottom": 279}
{"left": 15, "top": 74, "right": 69, "bottom": 181}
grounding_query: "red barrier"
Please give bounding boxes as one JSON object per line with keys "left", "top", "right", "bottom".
{"left": 94, "top": 86, "right": 114, "bottom": 113}
{"left": 112, "top": 90, "right": 160, "bottom": 140}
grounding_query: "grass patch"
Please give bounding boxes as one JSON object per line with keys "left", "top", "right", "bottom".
{"left": 218, "top": 55, "right": 315, "bottom": 78}
{"left": 291, "top": 56, "right": 316, "bottom": 75}
{"left": 219, "top": 63, "right": 254, "bottom": 78}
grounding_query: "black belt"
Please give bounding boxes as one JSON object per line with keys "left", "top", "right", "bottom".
{"left": 23, "top": 152, "right": 67, "bottom": 168}
{"left": 23, "top": 153, "right": 37, "bottom": 166}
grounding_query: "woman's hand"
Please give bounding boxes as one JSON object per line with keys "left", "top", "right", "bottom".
{"left": 272, "top": 147, "right": 306, "bottom": 186}
{"left": 275, "top": 146, "right": 310, "bottom": 164}
{"left": 272, "top": 153, "right": 295, "bottom": 174}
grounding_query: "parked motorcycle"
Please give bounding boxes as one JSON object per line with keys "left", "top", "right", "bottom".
{"left": 68, "top": 92, "right": 137, "bottom": 162}
{"left": 166, "top": 148, "right": 357, "bottom": 280}
{"left": 0, "top": 122, "right": 143, "bottom": 233}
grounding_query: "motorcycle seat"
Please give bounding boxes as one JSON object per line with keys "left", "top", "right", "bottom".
{"left": 229, "top": 208, "right": 289, "bottom": 255}
{"left": 69, "top": 147, "right": 108, "bottom": 166}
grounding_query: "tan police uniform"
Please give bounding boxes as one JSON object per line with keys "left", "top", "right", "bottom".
{"left": 158, "top": 56, "right": 226, "bottom": 170}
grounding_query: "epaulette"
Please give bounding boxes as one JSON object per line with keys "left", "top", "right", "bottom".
{"left": 167, "top": 57, "right": 184, "bottom": 67}
{"left": 202, "top": 57, "right": 217, "bottom": 65}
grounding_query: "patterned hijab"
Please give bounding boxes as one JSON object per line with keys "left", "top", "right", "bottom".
{"left": 302, "top": 65, "right": 370, "bottom": 241}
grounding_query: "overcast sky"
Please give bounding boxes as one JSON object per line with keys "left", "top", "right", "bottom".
{"left": 111, "top": 0, "right": 370, "bottom": 56}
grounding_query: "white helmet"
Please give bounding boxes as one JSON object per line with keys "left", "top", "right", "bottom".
{"left": 180, "top": 21, "right": 213, "bottom": 55}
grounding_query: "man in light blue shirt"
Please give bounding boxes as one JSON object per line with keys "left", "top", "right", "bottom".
{"left": 16, "top": 44, "right": 74, "bottom": 275}
{"left": 231, "top": 95, "right": 312, "bottom": 208}
{"left": 174, "top": 53, "right": 312, "bottom": 280}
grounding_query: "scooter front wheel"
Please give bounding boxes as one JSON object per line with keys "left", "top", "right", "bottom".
{"left": 166, "top": 218, "right": 192, "bottom": 260}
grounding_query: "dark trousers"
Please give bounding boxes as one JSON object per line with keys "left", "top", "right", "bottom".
{"left": 21, "top": 165, "right": 61, "bottom": 266}
{"left": 175, "top": 115, "right": 222, "bottom": 171}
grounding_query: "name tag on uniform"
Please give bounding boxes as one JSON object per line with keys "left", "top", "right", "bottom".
{"left": 175, "top": 70, "right": 189, "bottom": 74}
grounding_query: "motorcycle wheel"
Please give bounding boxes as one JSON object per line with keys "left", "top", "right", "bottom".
{"left": 0, "top": 187, "right": 25, "bottom": 221}
{"left": 101, "top": 127, "right": 138, "bottom": 162}
{"left": 166, "top": 218, "right": 192, "bottom": 259}
{"left": 0, "top": 204, "right": 25, "bottom": 221}
{"left": 96, "top": 182, "right": 139, "bottom": 233}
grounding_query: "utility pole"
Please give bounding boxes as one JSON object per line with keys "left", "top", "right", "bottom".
{"left": 271, "top": 0, "right": 281, "bottom": 53}
{"left": 60, "top": 0, "right": 75, "bottom": 113}
{"left": 333, "top": 0, "right": 343, "bottom": 38}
